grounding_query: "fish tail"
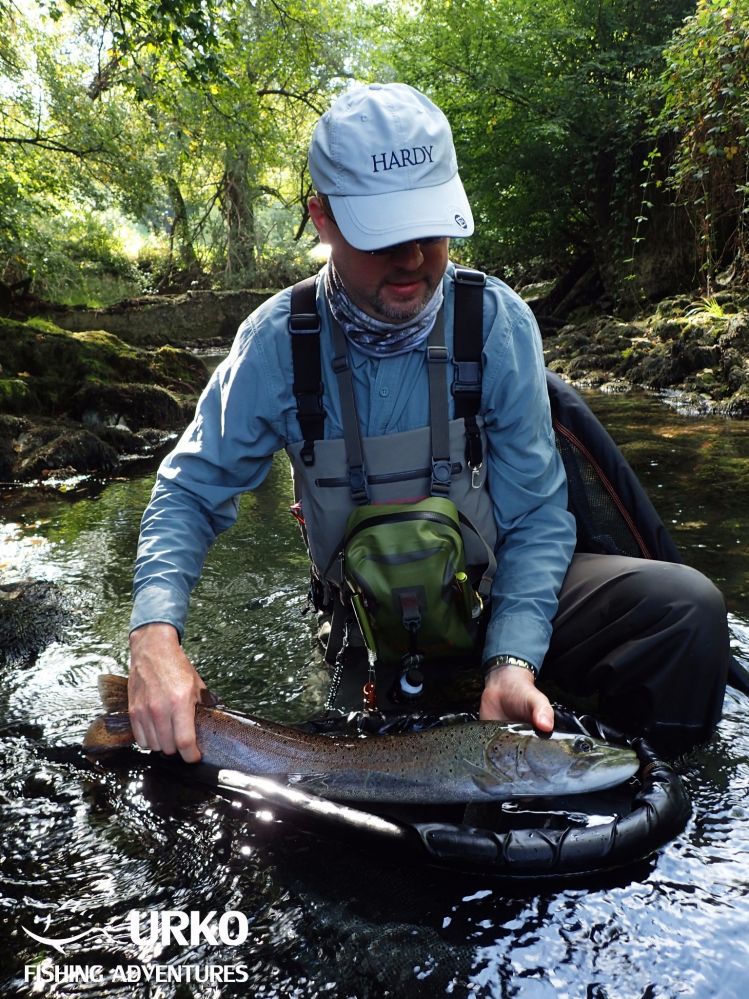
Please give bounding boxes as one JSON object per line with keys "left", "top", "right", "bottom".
{"left": 82, "top": 712, "right": 134, "bottom": 753}
{"left": 97, "top": 673, "right": 129, "bottom": 713}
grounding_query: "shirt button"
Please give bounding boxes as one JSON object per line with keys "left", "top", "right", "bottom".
{"left": 379, "top": 386, "right": 390, "bottom": 397}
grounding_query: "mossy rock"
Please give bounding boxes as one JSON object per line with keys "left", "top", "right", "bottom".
{"left": 71, "top": 381, "right": 189, "bottom": 431}
{"left": 151, "top": 345, "right": 210, "bottom": 392}
{"left": 0, "top": 377, "right": 38, "bottom": 414}
{"left": 723, "top": 386, "right": 749, "bottom": 417}
{"left": 0, "top": 415, "right": 27, "bottom": 479}
{"left": 0, "top": 316, "right": 207, "bottom": 418}
{"left": 653, "top": 296, "right": 693, "bottom": 319}
{"left": 16, "top": 429, "right": 120, "bottom": 479}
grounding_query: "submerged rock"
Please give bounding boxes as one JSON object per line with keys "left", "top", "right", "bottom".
{"left": 0, "top": 579, "right": 69, "bottom": 666}
{"left": 16, "top": 429, "right": 121, "bottom": 479}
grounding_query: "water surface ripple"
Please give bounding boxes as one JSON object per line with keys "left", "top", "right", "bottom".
{"left": 1, "top": 392, "right": 748, "bottom": 997}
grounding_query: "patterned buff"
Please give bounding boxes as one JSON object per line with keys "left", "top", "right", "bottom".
{"left": 324, "top": 263, "right": 443, "bottom": 358}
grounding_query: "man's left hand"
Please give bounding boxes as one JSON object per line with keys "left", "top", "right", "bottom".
{"left": 479, "top": 664, "right": 555, "bottom": 733}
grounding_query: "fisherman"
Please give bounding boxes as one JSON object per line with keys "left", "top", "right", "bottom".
{"left": 128, "top": 82, "right": 731, "bottom": 764}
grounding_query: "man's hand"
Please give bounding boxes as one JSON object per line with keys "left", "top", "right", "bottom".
{"left": 479, "top": 664, "right": 555, "bottom": 733}
{"left": 128, "top": 623, "right": 206, "bottom": 763}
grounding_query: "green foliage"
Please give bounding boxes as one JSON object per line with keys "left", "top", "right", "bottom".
{"left": 2, "top": 205, "right": 147, "bottom": 305}
{"left": 685, "top": 296, "right": 728, "bottom": 319}
{"left": 1, "top": 0, "right": 366, "bottom": 301}
{"left": 368, "top": 0, "right": 694, "bottom": 281}
{"left": 44, "top": 0, "right": 222, "bottom": 82}
{"left": 652, "top": 0, "right": 749, "bottom": 288}
{"left": 3, "top": 0, "right": 748, "bottom": 304}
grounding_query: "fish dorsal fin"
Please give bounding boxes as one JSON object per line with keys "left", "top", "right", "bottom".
{"left": 98, "top": 673, "right": 129, "bottom": 713}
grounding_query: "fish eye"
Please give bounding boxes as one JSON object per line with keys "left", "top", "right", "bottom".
{"left": 573, "top": 737, "right": 594, "bottom": 753}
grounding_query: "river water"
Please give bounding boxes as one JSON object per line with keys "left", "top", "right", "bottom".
{"left": 1, "top": 389, "right": 749, "bottom": 998}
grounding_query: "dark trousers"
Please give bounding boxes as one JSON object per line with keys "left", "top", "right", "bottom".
{"left": 544, "top": 554, "right": 731, "bottom": 754}
{"left": 323, "top": 554, "right": 731, "bottom": 754}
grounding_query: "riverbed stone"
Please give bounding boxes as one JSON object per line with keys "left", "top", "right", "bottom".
{"left": 71, "top": 382, "right": 189, "bottom": 431}
{"left": 0, "top": 579, "right": 69, "bottom": 666}
{"left": 16, "top": 429, "right": 121, "bottom": 479}
{"left": 543, "top": 292, "right": 749, "bottom": 414}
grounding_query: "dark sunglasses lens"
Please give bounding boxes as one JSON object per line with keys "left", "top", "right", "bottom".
{"left": 369, "top": 236, "right": 443, "bottom": 256}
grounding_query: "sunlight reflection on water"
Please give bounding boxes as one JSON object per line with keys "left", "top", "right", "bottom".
{"left": 2, "top": 395, "right": 749, "bottom": 997}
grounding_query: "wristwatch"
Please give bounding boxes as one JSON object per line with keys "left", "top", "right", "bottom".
{"left": 483, "top": 655, "right": 538, "bottom": 681}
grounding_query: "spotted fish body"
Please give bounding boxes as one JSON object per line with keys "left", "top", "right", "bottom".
{"left": 84, "top": 675, "right": 639, "bottom": 804}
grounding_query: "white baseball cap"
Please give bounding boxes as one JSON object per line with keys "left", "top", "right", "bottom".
{"left": 309, "top": 82, "right": 474, "bottom": 251}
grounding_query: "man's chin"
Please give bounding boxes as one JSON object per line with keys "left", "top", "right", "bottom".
{"left": 375, "top": 288, "right": 432, "bottom": 323}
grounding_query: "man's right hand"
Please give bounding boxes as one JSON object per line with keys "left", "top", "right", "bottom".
{"left": 128, "top": 623, "right": 206, "bottom": 763}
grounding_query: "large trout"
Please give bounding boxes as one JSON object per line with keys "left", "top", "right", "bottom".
{"left": 83, "top": 674, "right": 638, "bottom": 804}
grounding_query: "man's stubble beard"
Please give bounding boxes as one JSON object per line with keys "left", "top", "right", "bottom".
{"left": 367, "top": 281, "right": 435, "bottom": 324}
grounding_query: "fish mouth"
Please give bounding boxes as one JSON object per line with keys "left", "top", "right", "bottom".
{"left": 570, "top": 748, "right": 639, "bottom": 789}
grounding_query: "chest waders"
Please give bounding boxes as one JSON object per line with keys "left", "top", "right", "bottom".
{"left": 286, "top": 270, "right": 497, "bottom": 710}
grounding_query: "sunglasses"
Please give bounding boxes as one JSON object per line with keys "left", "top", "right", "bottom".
{"left": 321, "top": 201, "right": 445, "bottom": 256}
{"left": 367, "top": 236, "right": 445, "bottom": 256}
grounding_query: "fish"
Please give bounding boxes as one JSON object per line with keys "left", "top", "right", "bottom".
{"left": 83, "top": 674, "right": 639, "bottom": 804}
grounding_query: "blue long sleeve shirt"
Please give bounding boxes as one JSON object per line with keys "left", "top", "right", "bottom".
{"left": 131, "top": 262, "right": 577, "bottom": 672}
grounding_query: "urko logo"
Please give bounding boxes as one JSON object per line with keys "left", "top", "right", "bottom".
{"left": 128, "top": 910, "right": 249, "bottom": 947}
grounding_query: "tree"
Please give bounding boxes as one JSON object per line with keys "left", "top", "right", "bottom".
{"left": 0, "top": 0, "right": 370, "bottom": 298}
{"left": 368, "top": 0, "right": 695, "bottom": 295}
{"left": 651, "top": 0, "right": 749, "bottom": 290}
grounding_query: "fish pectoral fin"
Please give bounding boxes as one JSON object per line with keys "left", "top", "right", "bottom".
{"left": 458, "top": 757, "right": 507, "bottom": 795}
{"left": 198, "top": 686, "right": 223, "bottom": 709}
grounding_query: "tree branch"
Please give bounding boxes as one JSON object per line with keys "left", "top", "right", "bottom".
{"left": 256, "top": 87, "right": 327, "bottom": 116}
{"left": 0, "top": 134, "right": 106, "bottom": 157}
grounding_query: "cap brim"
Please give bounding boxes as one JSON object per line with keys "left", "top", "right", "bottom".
{"left": 328, "top": 172, "right": 474, "bottom": 251}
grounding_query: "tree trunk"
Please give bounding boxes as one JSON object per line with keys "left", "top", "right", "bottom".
{"left": 166, "top": 177, "right": 199, "bottom": 270}
{"left": 222, "top": 148, "right": 256, "bottom": 287}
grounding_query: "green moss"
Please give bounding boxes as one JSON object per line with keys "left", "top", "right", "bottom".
{"left": 0, "top": 378, "right": 38, "bottom": 414}
{"left": 150, "top": 345, "right": 208, "bottom": 392}
{"left": 71, "top": 329, "right": 139, "bottom": 356}
{"left": 24, "top": 317, "right": 69, "bottom": 335}
{"left": 0, "top": 316, "right": 204, "bottom": 427}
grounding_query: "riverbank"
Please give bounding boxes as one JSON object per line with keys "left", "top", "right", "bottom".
{"left": 541, "top": 287, "right": 749, "bottom": 417}
{"left": 2, "top": 284, "right": 749, "bottom": 487}
{"left": 0, "top": 316, "right": 208, "bottom": 485}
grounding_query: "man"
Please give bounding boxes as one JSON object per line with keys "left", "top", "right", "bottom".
{"left": 128, "top": 83, "right": 730, "bottom": 763}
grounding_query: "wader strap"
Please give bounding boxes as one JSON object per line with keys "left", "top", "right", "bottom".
{"left": 330, "top": 308, "right": 454, "bottom": 503}
{"left": 459, "top": 511, "right": 498, "bottom": 599}
{"left": 289, "top": 276, "right": 324, "bottom": 467}
{"left": 452, "top": 268, "right": 485, "bottom": 471}
{"left": 331, "top": 318, "right": 369, "bottom": 504}
{"left": 426, "top": 312, "right": 452, "bottom": 495}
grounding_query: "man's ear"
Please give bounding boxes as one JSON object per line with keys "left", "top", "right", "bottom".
{"left": 308, "top": 195, "right": 333, "bottom": 243}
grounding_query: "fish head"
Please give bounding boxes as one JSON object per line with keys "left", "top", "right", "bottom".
{"left": 484, "top": 725, "right": 639, "bottom": 797}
